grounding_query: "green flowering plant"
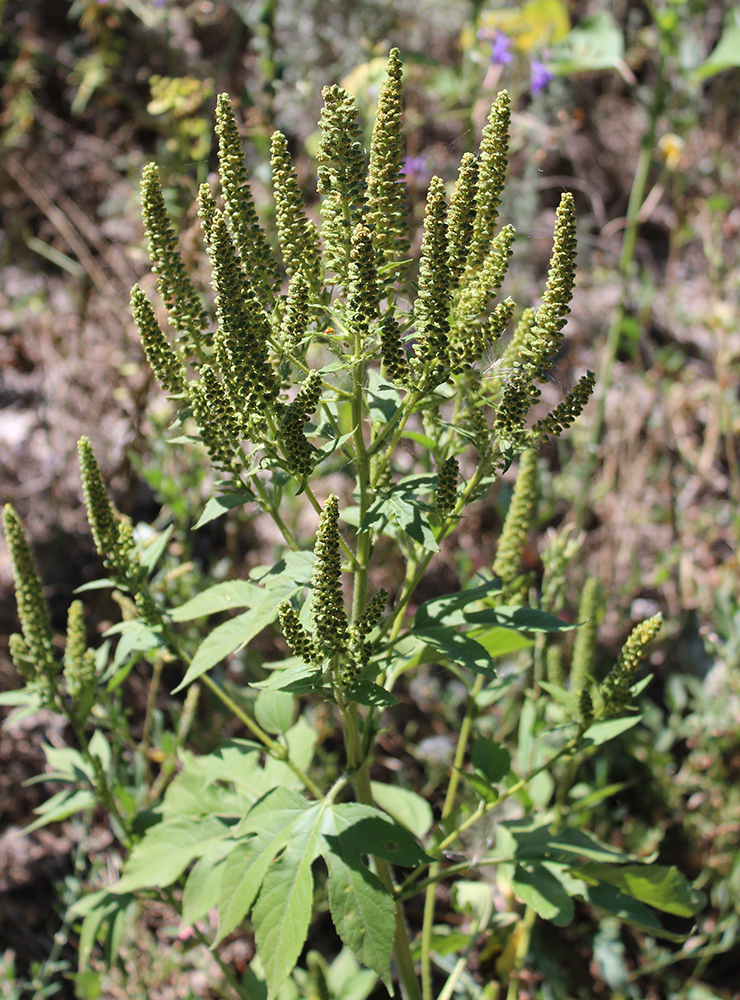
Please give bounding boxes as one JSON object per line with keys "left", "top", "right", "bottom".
{"left": 2, "top": 50, "right": 703, "bottom": 1000}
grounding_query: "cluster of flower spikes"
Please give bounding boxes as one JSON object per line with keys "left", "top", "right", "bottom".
{"left": 599, "top": 614, "right": 663, "bottom": 717}
{"left": 278, "top": 496, "right": 387, "bottom": 688}
{"left": 279, "top": 370, "right": 322, "bottom": 477}
{"left": 491, "top": 192, "right": 594, "bottom": 452}
{"left": 197, "top": 182, "right": 278, "bottom": 426}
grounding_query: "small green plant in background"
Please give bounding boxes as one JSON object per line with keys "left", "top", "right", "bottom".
{"left": 2, "top": 50, "right": 704, "bottom": 1000}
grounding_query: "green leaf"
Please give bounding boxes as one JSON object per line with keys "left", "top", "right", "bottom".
{"left": 469, "top": 626, "right": 533, "bottom": 657}
{"left": 694, "top": 11, "right": 740, "bottom": 81}
{"left": 113, "top": 816, "right": 231, "bottom": 893}
{"left": 493, "top": 815, "right": 638, "bottom": 865}
{"left": 174, "top": 586, "right": 297, "bottom": 692}
{"left": 217, "top": 787, "right": 311, "bottom": 944}
{"left": 25, "top": 788, "right": 97, "bottom": 832}
{"left": 414, "top": 580, "right": 504, "bottom": 628}
{"left": 583, "top": 880, "right": 691, "bottom": 941}
{"left": 325, "top": 803, "right": 431, "bottom": 868}
{"left": 323, "top": 808, "right": 395, "bottom": 989}
{"left": 251, "top": 660, "right": 320, "bottom": 693}
{"left": 575, "top": 864, "right": 704, "bottom": 917}
{"left": 549, "top": 12, "right": 624, "bottom": 74}
{"left": 369, "top": 782, "right": 433, "bottom": 840}
{"left": 285, "top": 716, "right": 318, "bottom": 772}
{"left": 194, "top": 490, "right": 255, "bottom": 529}
{"left": 465, "top": 605, "right": 575, "bottom": 633}
{"left": 254, "top": 689, "right": 295, "bottom": 734}
{"left": 582, "top": 716, "right": 642, "bottom": 745}
{"left": 411, "top": 626, "right": 497, "bottom": 678}
{"left": 137, "top": 524, "right": 174, "bottom": 575}
{"left": 511, "top": 864, "right": 575, "bottom": 926}
{"left": 465, "top": 772, "right": 499, "bottom": 804}
{"left": 252, "top": 799, "right": 331, "bottom": 998}
{"left": 343, "top": 680, "right": 399, "bottom": 707}
{"left": 471, "top": 737, "right": 511, "bottom": 783}
{"left": 181, "top": 839, "right": 236, "bottom": 928}
{"left": 171, "top": 581, "right": 262, "bottom": 621}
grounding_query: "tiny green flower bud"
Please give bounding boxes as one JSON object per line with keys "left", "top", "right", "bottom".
{"left": 130, "top": 284, "right": 186, "bottom": 393}
{"left": 271, "top": 129, "right": 322, "bottom": 291}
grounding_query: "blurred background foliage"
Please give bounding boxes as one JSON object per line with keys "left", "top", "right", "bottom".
{"left": 1, "top": 0, "right": 740, "bottom": 998}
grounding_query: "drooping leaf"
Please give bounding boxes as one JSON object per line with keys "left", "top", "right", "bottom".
{"left": 171, "top": 580, "right": 262, "bottom": 621}
{"left": 216, "top": 787, "right": 311, "bottom": 943}
{"left": 582, "top": 716, "right": 643, "bottom": 745}
{"left": 549, "top": 12, "right": 624, "bottom": 74}
{"left": 464, "top": 605, "right": 575, "bottom": 633}
{"left": 583, "top": 880, "right": 692, "bottom": 942}
{"left": 511, "top": 863, "right": 575, "bottom": 926}
{"left": 471, "top": 736, "right": 511, "bottom": 783}
{"left": 24, "top": 788, "right": 97, "bottom": 833}
{"left": 575, "top": 864, "right": 704, "bottom": 917}
{"left": 411, "top": 625, "right": 497, "bottom": 677}
{"left": 469, "top": 626, "right": 533, "bottom": 657}
{"left": 414, "top": 580, "right": 504, "bottom": 628}
{"left": 370, "top": 782, "right": 433, "bottom": 840}
{"left": 181, "top": 839, "right": 237, "bottom": 928}
{"left": 174, "top": 586, "right": 297, "bottom": 692}
{"left": 493, "top": 815, "right": 638, "bottom": 865}
{"left": 194, "top": 490, "right": 256, "bottom": 529}
{"left": 254, "top": 689, "right": 295, "bottom": 734}
{"left": 137, "top": 524, "right": 174, "bottom": 575}
{"left": 252, "top": 799, "right": 330, "bottom": 998}
{"left": 694, "top": 11, "right": 740, "bottom": 81}
{"left": 113, "top": 816, "right": 231, "bottom": 893}
{"left": 323, "top": 807, "right": 395, "bottom": 989}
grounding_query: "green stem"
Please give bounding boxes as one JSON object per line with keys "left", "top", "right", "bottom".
{"left": 505, "top": 903, "right": 536, "bottom": 1000}
{"left": 420, "top": 674, "right": 484, "bottom": 1000}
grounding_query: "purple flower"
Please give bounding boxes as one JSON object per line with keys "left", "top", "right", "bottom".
{"left": 401, "top": 156, "right": 427, "bottom": 184}
{"left": 489, "top": 31, "right": 513, "bottom": 66}
{"left": 530, "top": 58, "right": 555, "bottom": 94}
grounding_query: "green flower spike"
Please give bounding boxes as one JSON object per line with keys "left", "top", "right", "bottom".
{"left": 279, "top": 270, "right": 310, "bottom": 352}
{"left": 366, "top": 47, "right": 409, "bottom": 285}
{"left": 348, "top": 224, "right": 380, "bottom": 342}
{"left": 280, "top": 370, "right": 322, "bottom": 477}
{"left": 519, "top": 192, "right": 577, "bottom": 381}
{"left": 215, "top": 93, "right": 277, "bottom": 305}
{"left": 346, "top": 589, "right": 388, "bottom": 684}
{"left": 380, "top": 314, "right": 408, "bottom": 384}
{"left": 63, "top": 600, "right": 96, "bottom": 720}
{"left": 496, "top": 307, "right": 535, "bottom": 385}
{"left": 447, "top": 152, "right": 479, "bottom": 289}
{"left": 570, "top": 577, "right": 602, "bottom": 697}
{"left": 492, "top": 448, "right": 538, "bottom": 585}
{"left": 435, "top": 457, "right": 459, "bottom": 516}
{"left": 464, "top": 404, "right": 490, "bottom": 457}
{"left": 2, "top": 504, "right": 56, "bottom": 679}
{"left": 451, "top": 295, "right": 515, "bottom": 373}
{"left": 270, "top": 129, "right": 322, "bottom": 291}
{"left": 540, "top": 524, "right": 583, "bottom": 614}
{"left": 579, "top": 687, "right": 595, "bottom": 728}
{"left": 311, "top": 495, "right": 349, "bottom": 659}
{"left": 8, "top": 633, "right": 37, "bottom": 683}
{"left": 198, "top": 187, "right": 278, "bottom": 415}
{"left": 189, "top": 365, "right": 242, "bottom": 473}
{"left": 600, "top": 613, "right": 663, "bottom": 716}
{"left": 278, "top": 600, "right": 318, "bottom": 666}
{"left": 454, "top": 226, "right": 515, "bottom": 332}
{"left": 130, "top": 284, "right": 186, "bottom": 393}
{"left": 493, "top": 369, "right": 540, "bottom": 447}
{"left": 140, "top": 163, "right": 209, "bottom": 352}
{"left": 317, "top": 85, "right": 366, "bottom": 284}
{"left": 531, "top": 370, "right": 596, "bottom": 442}
{"left": 413, "top": 176, "right": 451, "bottom": 375}
{"left": 546, "top": 644, "right": 565, "bottom": 687}
{"left": 466, "top": 91, "right": 511, "bottom": 276}
{"left": 78, "top": 437, "right": 135, "bottom": 577}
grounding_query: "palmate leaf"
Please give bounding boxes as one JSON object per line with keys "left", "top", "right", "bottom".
{"left": 215, "top": 788, "right": 429, "bottom": 996}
